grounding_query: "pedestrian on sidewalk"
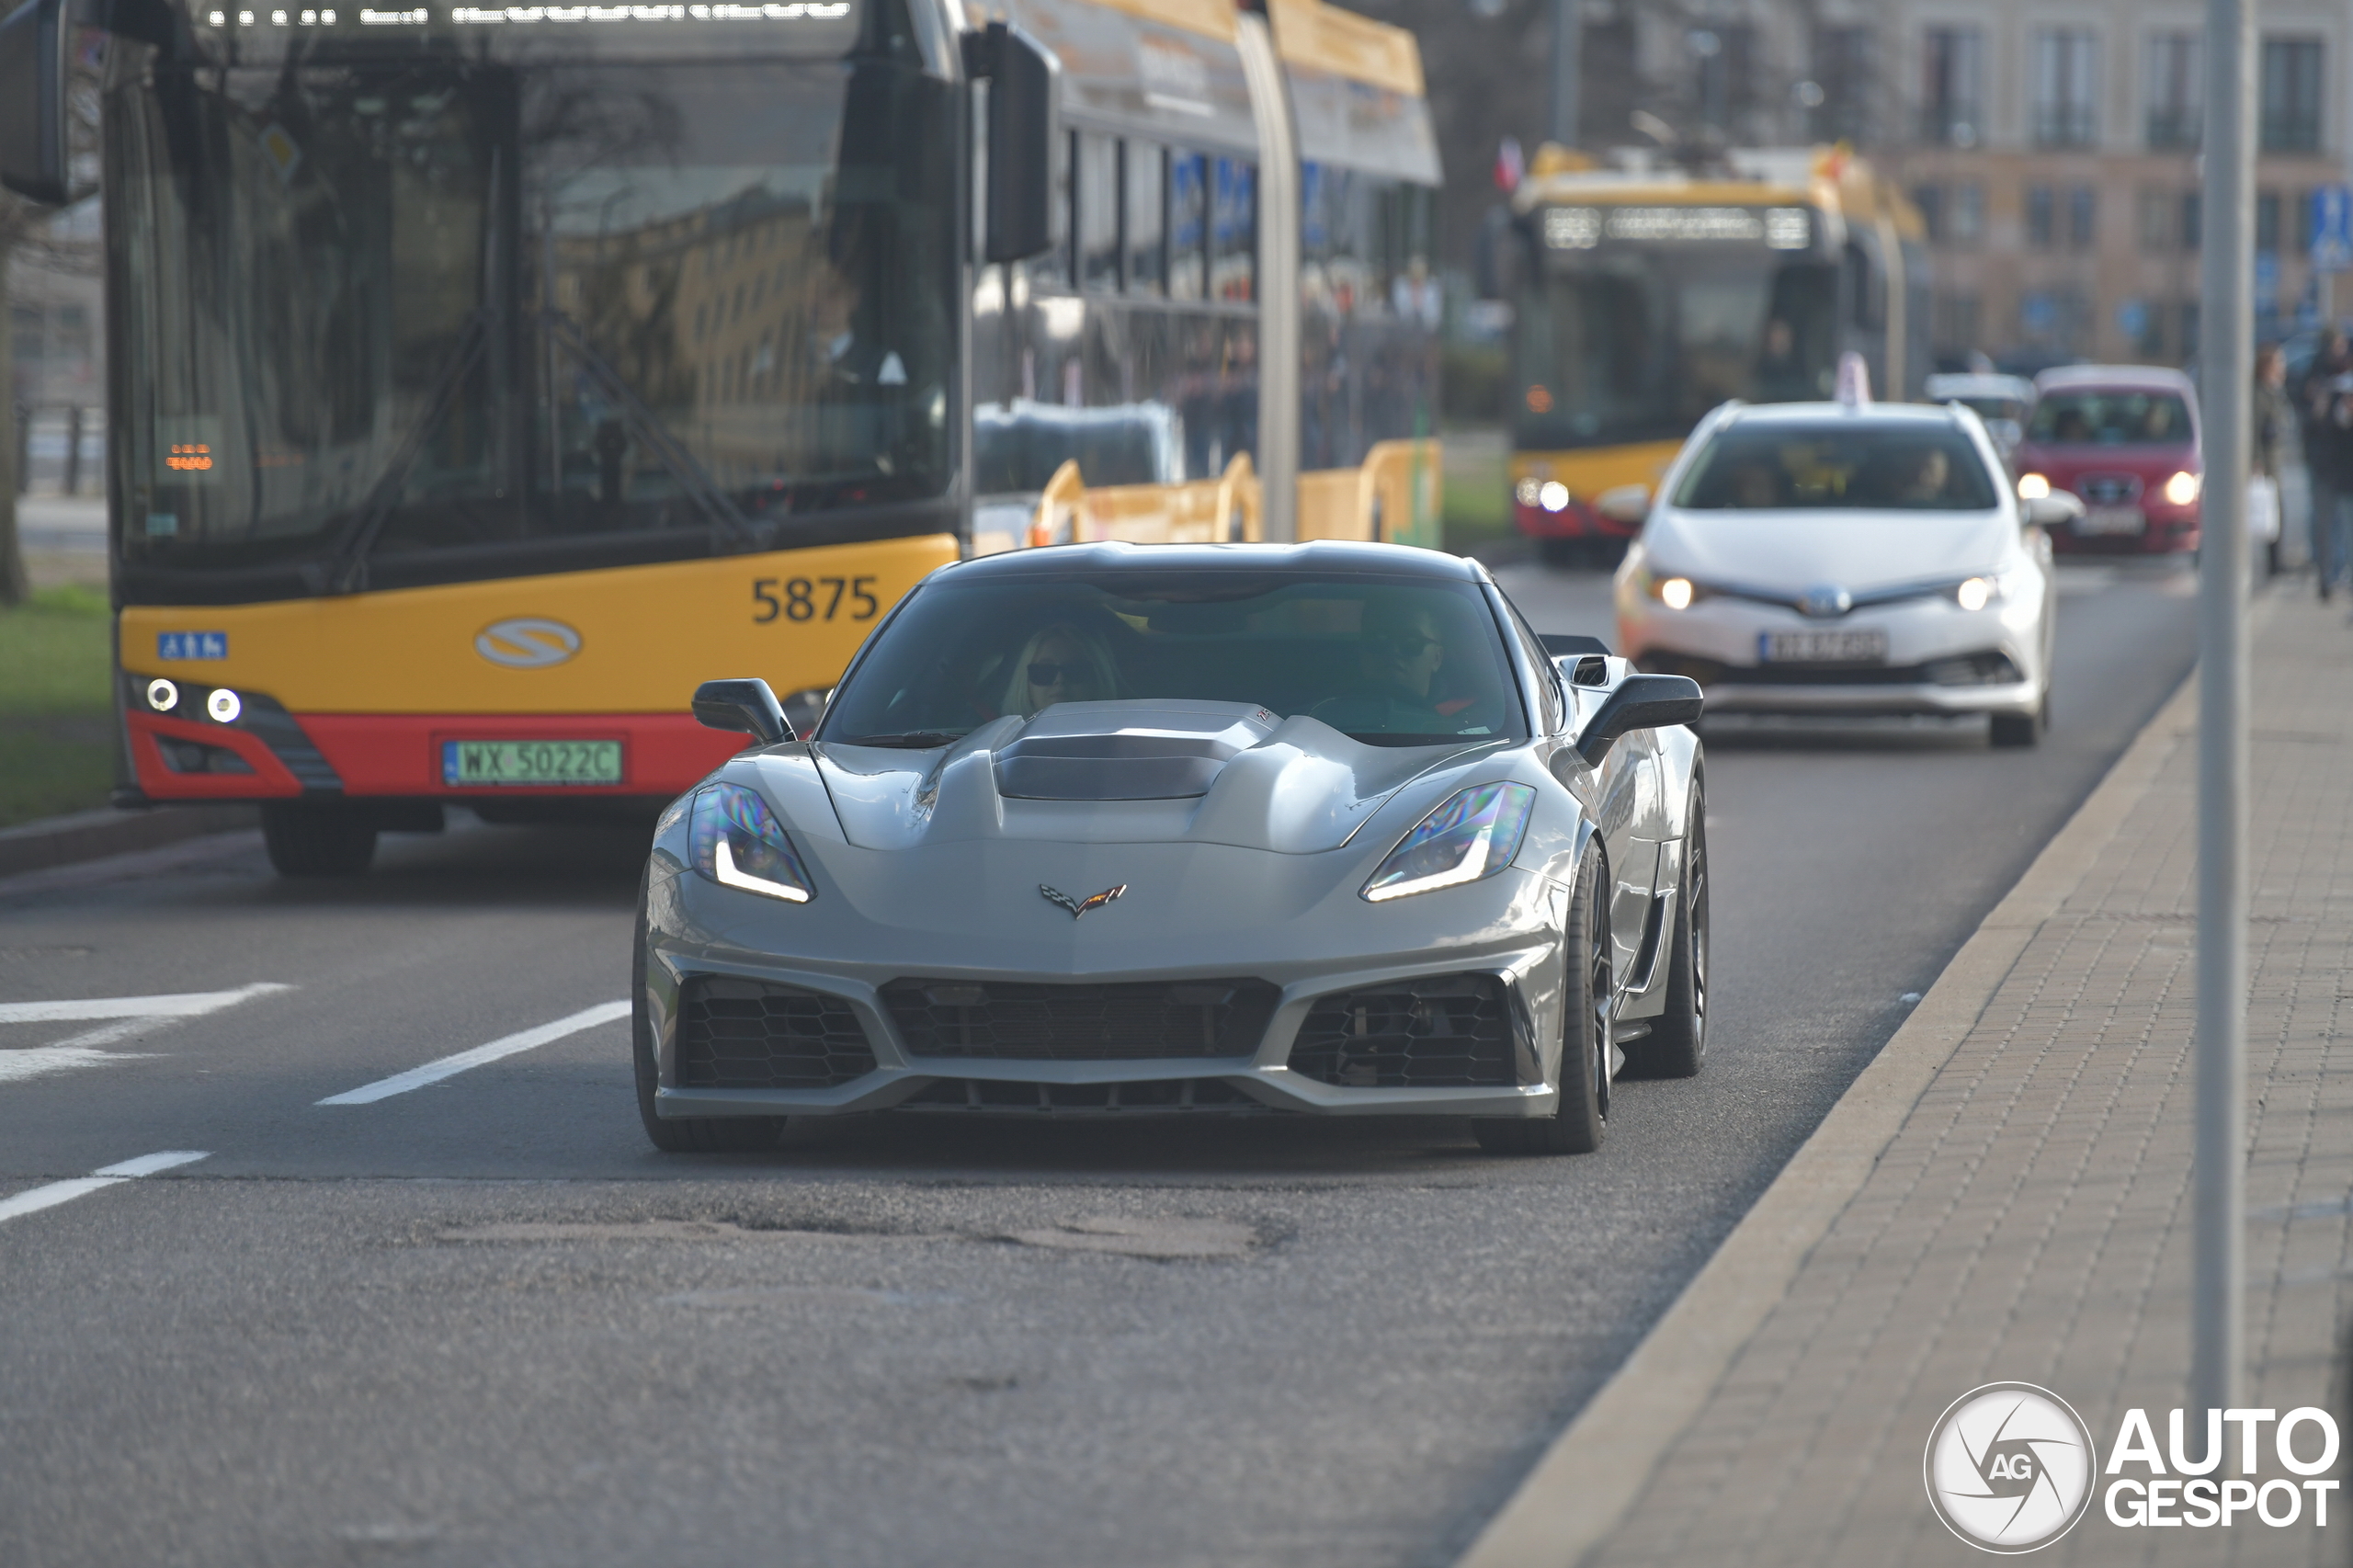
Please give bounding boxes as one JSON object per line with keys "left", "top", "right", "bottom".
{"left": 2296, "top": 331, "right": 2353, "bottom": 599}
{"left": 2253, "top": 344, "right": 2292, "bottom": 578}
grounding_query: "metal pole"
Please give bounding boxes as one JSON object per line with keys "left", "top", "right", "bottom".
{"left": 2193, "top": 0, "right": 2254, "bottom": 1430}
{"left": 1549, "top": 0, "right": 1579, "bottom": 147}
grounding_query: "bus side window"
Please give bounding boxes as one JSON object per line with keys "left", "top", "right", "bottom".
{"left": 1077, "top": 131, "right": 1120, "bottom": 292}
{"left": 1029, "top": 130, "right": 1074, "bottom": 291}
{"left": 1845, "top": 241, "right": 1882, "bottom": 330}
{"left": 1212, "top": 156, "right": 1256, "bottom": 303}
{"left": 1169, "top": 152, "right": 1208, "bottom": 301}
{"left": 1127, "top": 142, "right": 1165, "bottom": 296}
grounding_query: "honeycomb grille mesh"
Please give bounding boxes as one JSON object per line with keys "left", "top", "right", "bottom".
{"left": 675, "top": 977, "right": 876, "bottom": 1089}
{"left": 882, "top": 979, "right": 1279, "bottom": 1061}
{"left": 1287, "top": 975, "right": 1516, "bottom": 1088}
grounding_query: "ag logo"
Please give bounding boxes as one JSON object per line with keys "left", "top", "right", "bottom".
{"left": 474, "top": 618, "right": 582, "bottom": 669}
{"left": 1925, "top": 1382, "right": 2096, "bottom": 1552}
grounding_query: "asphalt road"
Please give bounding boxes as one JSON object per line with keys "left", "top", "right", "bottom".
{"left": 0, "top": 557, "right": 2200, "bottom": 1568}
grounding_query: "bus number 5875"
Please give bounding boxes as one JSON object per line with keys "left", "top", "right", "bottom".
{"left": 753, "top": 576, "right": 880, "bottom": 623}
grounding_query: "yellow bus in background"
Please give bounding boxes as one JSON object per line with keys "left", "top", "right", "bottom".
{"left": 1501, "top": 144, "right": 1927, "bottom": 562}
{"left": 2, "top": 0, "right": 1438, "bottom": 873}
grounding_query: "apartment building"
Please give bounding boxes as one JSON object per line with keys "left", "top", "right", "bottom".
{"left": 1543, "top": 0, "right": 2352, "bottom": 367}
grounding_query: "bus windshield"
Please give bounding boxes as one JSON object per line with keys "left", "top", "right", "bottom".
{"left": 109, "top": 7, "right": 953, "bottom": 599}
{"left": 1515, "top": 245, "right": 1836, "bottom": 451}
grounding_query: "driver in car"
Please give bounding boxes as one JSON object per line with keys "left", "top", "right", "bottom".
{"left": 1313, "top": 598, "right": 1475, "bottom": 736}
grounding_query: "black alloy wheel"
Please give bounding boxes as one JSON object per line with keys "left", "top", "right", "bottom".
{"left": 1628, "top": 782, "right": 1707, "bottom": 1079}
{"left": 1476, "top": 846, "right": 1610, "bottom": 1155}
{"left": 632, "top": 872, "right": 784, "bottom": 1153}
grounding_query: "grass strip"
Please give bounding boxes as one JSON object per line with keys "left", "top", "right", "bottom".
{"left": 0, "top": 585, "right": 116, "bottom": 828}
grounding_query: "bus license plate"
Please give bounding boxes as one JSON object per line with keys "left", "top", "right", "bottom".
{"left": 1760, "top": 630, "right": 1888, "bottom": 664}
{"left": 441, "top": 739, "right": 623, "bottom": 788}
{"left": 2078, "top": 506, "right": 2146, "bottom": 535}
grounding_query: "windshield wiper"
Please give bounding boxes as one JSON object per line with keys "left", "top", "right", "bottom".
{"left": 837, "top": 731, "right": 964, "bottom": 748}
{"left": 538, "top": 310, "right": 762, "bottom": 554}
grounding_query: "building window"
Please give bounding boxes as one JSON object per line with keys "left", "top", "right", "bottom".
{"left": 1913, "top": 185, "right": 1944, "bottom": 241}
{"left": 1950, "top": 184, "right": 1984, "bottom": 245}
{"left": 1689, "top": 23, "right": 1757, "bottom": 138}
{"left": 2295, "top": 188, "right": 2318, "bottom": 252}
{"left": 2068, "top": 187, "right": 2097, "bottom": 250}
{"left": 2256, "top": 190, "right": 2281, "bottom": 254}
{"left": 1932, "top": 292, "right": 1980, "bottom": 352}
{"left": 2138, "top": 188, "right": 2174, "bottom": 252}
{"left": 1921, "top": 27, "right": 1983, "bottom": 147}
{"left": 2126, "top": 299, "right": 2165, "bottom": 358}
{"left": 1811, "top": 26, "right": 1873, "bottom": 144}
{"left": 2027, "top": 186, "right": 2056, "bottom": 249}
{"left": 2260, "top": 38, "right": 2322, "bottom": 153}
{"left": 2182, "top": 191, "right": 2202, "bottom": 251}
{"left": 2144, "top": 32, "right": 2200, "bottom": 149}
{"left": 2033, "top": 28, "right": 2099, "bottom": 148}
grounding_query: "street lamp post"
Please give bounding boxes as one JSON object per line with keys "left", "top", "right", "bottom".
{"left": 2193, "top": 0, "right": 2254, "bottom": 1430}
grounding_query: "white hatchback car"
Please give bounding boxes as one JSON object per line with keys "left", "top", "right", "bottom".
{"left": 1612, "top": 401, "right": 2077, "bottom": 747}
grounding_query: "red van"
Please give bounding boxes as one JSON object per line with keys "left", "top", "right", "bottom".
{"left": 2012, "top": 366, "right": 2202, "bottom": 555}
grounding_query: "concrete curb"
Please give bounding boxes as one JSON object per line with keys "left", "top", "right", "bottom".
{"left": 0, "top": 804, "right": 258, "bottom": 881}
{"left": 1453, "top": 643, "right": 2221, "bottom": 1568}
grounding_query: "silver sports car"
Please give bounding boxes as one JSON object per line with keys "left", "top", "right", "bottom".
{"left": 635, "top": 542, "right": 1706, "bottom": 1155}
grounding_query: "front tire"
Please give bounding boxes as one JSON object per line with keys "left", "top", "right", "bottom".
{"left": 633, "top": 875, "right": 783, "bottom": 1153}
{"left": 1476, "top": 846, "right": 1610, "bottom": 1155}
{"left": 1627, "top": 784, "right": 1707, "bottom": 1079}
{"left": 261, "top": 801, "right": 378, "bottom": 877}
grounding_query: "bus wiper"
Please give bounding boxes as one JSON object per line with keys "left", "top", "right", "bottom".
{"left": 314, "top": 307, "right": 494, "bottom": 595}
{"left": 538, "top": 310, "right": 762, "bottom": 555}
{"left": 838, "top": 731, "right": 964, "bottom": 748}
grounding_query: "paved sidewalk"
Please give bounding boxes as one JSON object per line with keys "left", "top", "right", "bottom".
{"left": 1468, "top": 586, "right": 2352, "bottom": 1567}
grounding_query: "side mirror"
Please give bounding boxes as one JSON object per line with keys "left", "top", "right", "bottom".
{"left": 1595, "top": 484, "right": 1651, "bottom": 527}
{"left": 692, "top": 678, "right": 794, "bottom": 745}
{"left": 2022, "top": 493, "right": 2085, "bottom": 529}
{"left": 1574, "top": 674, "right": 1703, "bottom": 766}
{"left": 0, "top": 0, "right": 72, "bottom": 206}
{"left": 962, "top": 21, "right": 1058, "bottom": 264}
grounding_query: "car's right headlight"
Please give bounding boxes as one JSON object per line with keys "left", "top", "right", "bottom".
{"left": 1361, "top": 783, "right": 1537, "bottom": 903}
{"left": 690, "top": 782, "right": 815, "bottom": 903}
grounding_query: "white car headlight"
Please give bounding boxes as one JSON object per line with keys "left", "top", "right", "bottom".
{"left": 1361, "top": 782, "right": 1537, "bottom": 903}
{"left": 1952, "top": 563, "right": 2031, "bottom": 611}
{"left": 690, "top": 782, "right": 815, "bottom": 903}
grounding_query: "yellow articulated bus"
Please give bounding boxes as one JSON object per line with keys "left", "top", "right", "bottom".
{"left": 0, "top": 0, "right": 1438, "bottom": 874}
{"left": 1499, "top": 144, "right": 1927, "bottom": 562}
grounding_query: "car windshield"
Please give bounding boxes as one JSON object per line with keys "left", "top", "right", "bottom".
{"left": 2027, "top": 391, "right": 2193, "bottom": 446}
{"left": 108, "top": 0, "right": 954, "bottom": 597}
{"left": 1673, "top": 423, "right": 2001, "bottom": 511}
{"left": 821, "top": 573, "right": 1527, "bottom": 748}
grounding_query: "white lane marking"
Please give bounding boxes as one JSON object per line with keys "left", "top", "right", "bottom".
{"left": 0, "top": 1151, "right": 209, "bottom": 1226}
{"left": 0, "top": 983, "right": 290, "bottom": 1024}
{"left": 0, "top": 983, "right": 290, "bottom": 1085}
{"left": 0, "top": 1047, "right": 160, "bottom": 1085}
{"left": 317, "top": 1001, "right": 631, "bottom": 1106}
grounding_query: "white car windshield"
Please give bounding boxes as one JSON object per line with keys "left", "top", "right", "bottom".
{"left": 1673, "top": 424, "right": 2001, "bottom": 511}
{"left": 821, "top": 572, "right": 1526, "bottom": 748}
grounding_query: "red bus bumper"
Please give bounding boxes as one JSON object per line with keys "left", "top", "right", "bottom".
{"left": 125, "top": 705, "right": 749, "bottom": 804}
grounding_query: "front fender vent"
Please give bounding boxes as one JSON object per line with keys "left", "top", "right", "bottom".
{"left": 676, "top": 977, "right": 877, "bottom": 1088}
{"left": 1288, "top": 974, "right": 1516, "bottom": 1087}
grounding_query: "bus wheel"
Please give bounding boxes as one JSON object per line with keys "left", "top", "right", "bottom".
{"left": 262, "top": 801, "right": 379, "bottom": 877}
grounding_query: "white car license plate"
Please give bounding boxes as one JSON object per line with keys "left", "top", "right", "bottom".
{"left": 1759, "top": 630, "right": 1888, "bottom": 664}
{"left": 441, "top": 739, "right": 624, "bottom": 787}
{"left": 2078, "top": 505, "right": 2146, "bottom": 535}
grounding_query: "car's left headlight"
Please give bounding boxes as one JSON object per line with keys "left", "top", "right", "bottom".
{"left": 690, "top": 781, "right": 815, "bottom": 903}
{"left": 1361, "top": 782, "right": 1537, "bottom": 903}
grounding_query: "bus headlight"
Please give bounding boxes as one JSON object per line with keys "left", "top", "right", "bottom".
{"left": 2017, "top": 472, "right": 2051, "bottom": 499}
{"left": 1538, "top": 481, "right": 1572, "bottom": 513}
{"left": 689, "top": 782, "right": 814, "bottom": 903}
{"left": 145, "top": 678, "right": 179, "bottom": 712}
{"left": 205, "top": 688, "right": 242, "bottom": 724}
{"left": 1515, "top": 478, "right": 1542, "bottom": 506}
{"left": 2163, "top": 471, "right": 2201, "bottom": 506}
